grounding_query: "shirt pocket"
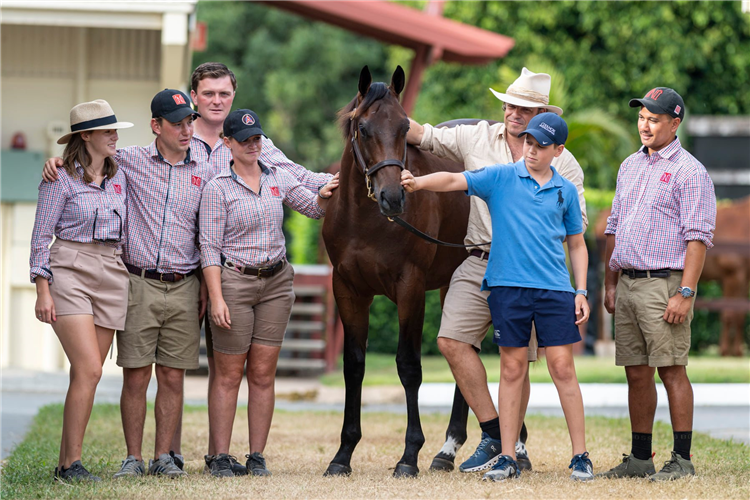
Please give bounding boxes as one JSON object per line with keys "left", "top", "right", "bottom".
{"left": 653, "top": 182, "right": 679, "bottom": 219}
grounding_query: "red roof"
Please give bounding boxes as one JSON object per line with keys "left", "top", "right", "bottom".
{"left": 264, "top": 1, "right": 514, "bottom": 64}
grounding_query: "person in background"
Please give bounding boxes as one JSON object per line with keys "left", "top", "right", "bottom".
{"left": 31, "top": 99, "right": 132, "bottom": 482}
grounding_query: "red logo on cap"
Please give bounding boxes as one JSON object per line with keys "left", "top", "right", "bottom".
{"left": 270, "top": 186, "right": 280, "bottom": 196}
{"left": 113, "top": 184, "right": 122, "bottom": 194}
{"left": 172, "top": 94, "right": 186, "bottom": 105}
{"left": 660, "top": 172, "right": 672, "bottom": 183}
{"left": 645, "top": 89, "right": 663, "bottom": 100}
{"left": 674, "top": 105, "right": 681, "bottom": 114}
{"left": 191, "top": 175, "right": 202, "bottom": 187}
{"left": 242, "top": 113, "right": 255, "bottom": 126}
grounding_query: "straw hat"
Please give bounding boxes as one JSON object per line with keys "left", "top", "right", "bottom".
{"left": 489, "top": 67, "right": 564, "bottom": 116}
{"left": 57, "top": 99, "right": 133, "bottom": 144}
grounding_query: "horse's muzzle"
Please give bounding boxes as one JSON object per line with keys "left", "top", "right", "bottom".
{"left": 378, "top": 187, "right": 405, "bottom": 217}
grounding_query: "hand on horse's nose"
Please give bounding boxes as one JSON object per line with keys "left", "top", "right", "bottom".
{"left": 379, "top": 186, "right": 405, "bottom": 216}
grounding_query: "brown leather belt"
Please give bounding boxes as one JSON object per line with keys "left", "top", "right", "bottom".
{"left": 621, "top": 268, "right": 677, "bottom": 279}
{"left": 223, "top": 259, "right": 285, "bottom": 278}
{"left": 125, "top": 263, "right": 197, "bottom": 282}
{"left": 469, "top": 249, "right": 489, "bottom": 260}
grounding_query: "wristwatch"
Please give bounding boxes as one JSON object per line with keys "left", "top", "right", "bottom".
{"left": 575, "top": 289, "right": 588, "bottom": 297}
{"left": 677, "top": 286, "right": 696, "bottom": 298}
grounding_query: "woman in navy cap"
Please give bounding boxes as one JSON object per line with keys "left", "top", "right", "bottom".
{"left": 199, "top": 109, "right": 338, "bottom": 477}
{"left": 30, "top": 99, "right": 133, "bottom": 482}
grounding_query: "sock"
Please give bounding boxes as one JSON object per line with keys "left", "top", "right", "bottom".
{"left": 673, "top": 431, "right": 692, "bottom": 460}
{"left": 631, "top": 432, "right": 652, "bottom": 461}
{"left": 479, "top": 417, "right": 502, "bottom": 441}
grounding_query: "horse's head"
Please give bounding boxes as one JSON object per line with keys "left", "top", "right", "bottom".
{"left": 340, "top": 66, "right": 409, "bottom": 217}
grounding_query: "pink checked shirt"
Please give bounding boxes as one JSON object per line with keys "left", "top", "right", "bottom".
{"left": 191, "top": 132, "right": 333, "bottom": 189}
{"left": 605, "top": 137, "right": 716, "bottom": 271}
{"left": 199, "top": 162, "right": 324, "bottom": 269}
{"left": 30, "top": 164, "right": 127, "bottom": 282}
{"left": 116, "top": 142, "right": 215, "bottom": 274}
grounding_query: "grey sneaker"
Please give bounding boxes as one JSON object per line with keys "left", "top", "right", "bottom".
{"left": 650, "top": 451, "right": 695, "bottom": 481}
{"left": 170, "top": 451, "right": 185, "bottom": 471}
{"left": 515, "top": 441, "right": 532, "bottom": 471}
{"left": 113, "top": 455, "right": 146, "bottom": 478}
{"left": 597, "top": 453, "right": 655, "bottom": 478}
{"left": 482, "top": 455, "right": 520, "bottom": 482}
{"left": 56, "top": 460, "right": 101, "bottom": 482}
{"left": 206, "top": 453, "right": 235, "bottom": 478}
{"left": 245, "top": 452, "right": 272, "bottom": 477}
{"left": 148, "top": 453, "right": 187, "bottom": 477}
{"left": 569, "top": 452, "right": 595, "bottom": 481}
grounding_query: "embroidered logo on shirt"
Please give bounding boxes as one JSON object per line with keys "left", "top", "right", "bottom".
{"left": 270, "top": 186, "right": 280, "bottom": 196}
{"left": 242, "top": 114, "right": 255, "bottom": 125}
{"left": 557, "top": 189, "right": 564, "bottom": 207}
{"left": 660, "top": 172, "right": 672, "bottom": 183}
{"left": 191, "top": 175, "right": 202, "bottom": 187}
{"left": 172, "top": 94, "right": 186, "bottom": 105}
{"left": 113, "top": 184, "right": 122, "bottom": 194}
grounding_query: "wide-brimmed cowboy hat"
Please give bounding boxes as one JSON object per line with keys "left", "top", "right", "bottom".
{"left": 489, "top": 67, "right": 564, "bottom": 116}
{"left": 57, "top": 99, "right": 133, "bottom": 144}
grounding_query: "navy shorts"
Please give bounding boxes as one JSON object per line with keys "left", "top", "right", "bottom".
{"left": 487, "top": 286, "right": 581, "bottom": 348}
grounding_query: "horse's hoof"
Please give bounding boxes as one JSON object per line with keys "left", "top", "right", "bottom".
{"left": 429, "top": 456, "right": 455, "bottom": 472}
{"left": 393, "top": 462, "right": 419, "bottom": 478}
{"left": 323, "top": 463, "right": 352, "bottom": 477}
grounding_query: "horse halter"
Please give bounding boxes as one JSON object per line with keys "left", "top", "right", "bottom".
{"left": 349, "top": 109, "right": 408, "bottom": 202}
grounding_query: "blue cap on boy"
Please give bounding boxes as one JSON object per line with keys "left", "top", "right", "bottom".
{"left": 518, "top": 112, "right": 568, "bottom": 146}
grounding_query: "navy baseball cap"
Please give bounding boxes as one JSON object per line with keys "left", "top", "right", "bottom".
{"left": 629, "top": 87, "right": 685, "bottom": 120}
{"left": 223, "top": 109, "right": 266, "bottom": 142}
{"left": 151, "top": 89, "right": 200, "bottom": 122}
{"left": 518, "top": 112, "right": 568, "bottom": 146}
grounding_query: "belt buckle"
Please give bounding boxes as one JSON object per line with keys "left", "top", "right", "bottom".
{"left": 160, "top": 273, "right": 166, "bottom": 283}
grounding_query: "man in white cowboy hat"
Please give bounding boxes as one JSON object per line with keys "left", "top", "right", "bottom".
{"left": 405, "top": 67, "right": 587, "bottom": 474}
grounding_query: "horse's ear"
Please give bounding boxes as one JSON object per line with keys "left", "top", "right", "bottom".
{"left": 358, "top": 66, "right": 372, "bottom": 97}
{"left": 391, "top": 65, "right": 405, "bottom": 97}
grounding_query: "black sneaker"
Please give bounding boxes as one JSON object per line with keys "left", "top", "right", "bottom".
{"left": 245, "top": 452, "right": 272, "bottom": 477}
{"left": 169, "top": 451, "right": 185, "bottom": 471}
{"left": 206, "top": 453, "right": 234, "bottom": 478}
{"left": 56, "top": 460, "right": 102, "bottom": 482}
{"left": 515, "top": 441, "right": 533, "bottom": 471}
{"left": 230, "top": 455, "right": 248, "bottom": 476}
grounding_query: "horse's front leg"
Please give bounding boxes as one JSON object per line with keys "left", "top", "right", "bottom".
{"left": 324, "top": 274, "right": 373, "bottom": 477}
{"left": 393, "top": 283, "right": 427, "bottom": 477}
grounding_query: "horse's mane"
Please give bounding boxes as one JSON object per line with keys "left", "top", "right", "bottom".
{"left": 337, "top": 82, "right": 391, "bottom": 139}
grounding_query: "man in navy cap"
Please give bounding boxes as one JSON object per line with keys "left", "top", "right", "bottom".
{"left": 401, "top": 113, "right": 594, "bottom": 482}
{"left": 600, "top": 88, "right": 716, "bottom": 481}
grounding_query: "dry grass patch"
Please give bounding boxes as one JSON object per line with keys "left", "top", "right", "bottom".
{"left": 2, "top": 404, "right": 748, "bottom": 499}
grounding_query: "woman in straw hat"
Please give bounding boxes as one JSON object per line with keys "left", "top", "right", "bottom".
{"left": 29, "top": 99, "right": 133, "bottom": 482}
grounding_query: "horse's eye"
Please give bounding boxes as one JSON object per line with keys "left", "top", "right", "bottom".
{"left": 358, "top": 123, "right": 368, "bottom": 137}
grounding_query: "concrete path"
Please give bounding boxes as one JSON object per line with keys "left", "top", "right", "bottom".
{"left": 2, "top": 369, "right": 748, "bottom": 460}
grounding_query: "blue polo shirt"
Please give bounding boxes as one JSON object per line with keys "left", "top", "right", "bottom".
{"left": 463, "top": 160, "right": 583, "bottom": 293}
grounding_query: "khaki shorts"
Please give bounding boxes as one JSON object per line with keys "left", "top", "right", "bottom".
{"left": 614, "top": 271, "right": 693, "bottom": 367}
{"left": 439, "top": 255, "right": 538, "bottom": 361}
{"left": 117, "top": 273, "right": 201, "bottom": 370}
{"left": 48, "top": 239, "right": 129, "bottom": 330}
{"left": 209, "top": 262, "right": 295, "bottom": 354}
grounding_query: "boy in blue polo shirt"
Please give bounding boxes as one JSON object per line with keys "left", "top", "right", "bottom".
{"left": 401, "top": 113, "right": 593, "bottom": 482}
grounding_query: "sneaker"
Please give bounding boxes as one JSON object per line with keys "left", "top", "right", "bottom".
{"left": 597, "top": 453, "right": 655, "bottom": 478}
{"left": 56, "top": 460, "right": 101, "bottom": 482}
{"left": 458, "top": 432, "right": 503, "bottom": 472}
{"left": 148, "top": 453, "right": 187, "bottom": 477}
{"left": 230, "top": 455, "right": 248, "bottom": 476}
{"left": 206, "top": 453, "right": 234, "bottom": 478}
{"left": 245, "top": 452, "right": 272, "bottom": 477}
{"left": 482, "top": 455, "right": 520, "bottom": 482}
{"left": 113, "top": 455, "right": 146, "bottom": 478}
{"left": 515, "top": 441, "right": 532, "bottom": 471}
{"left": 650, "top": 451, "right": 695, "bottom": 481}
{"left": 569, "top": 452, "right": 594, "bottom": 481}
{"left": 169, "top": 451, "right": 185, "bottom": 471}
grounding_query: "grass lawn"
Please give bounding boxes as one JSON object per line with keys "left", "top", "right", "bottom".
{"left": 319, "top": 353, "right": 750, "bottom": 386}
{"left": 1, "top": 403, "right": 748, "bottom": 499}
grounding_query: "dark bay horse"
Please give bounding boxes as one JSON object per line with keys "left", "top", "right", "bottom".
{"left": 321, "top": 66, "right": 471, "bottom": 477}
